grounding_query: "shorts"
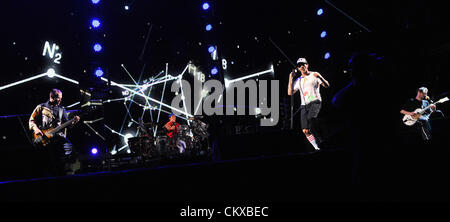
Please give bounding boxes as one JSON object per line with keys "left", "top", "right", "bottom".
{"left": 300, "top": 100, "right": 321, "bottom": 130}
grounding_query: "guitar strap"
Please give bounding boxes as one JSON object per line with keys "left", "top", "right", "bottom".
{"left": 59, "top": 107, "right": 64, "bottom": 123}
{"left": 58, "top": 106, "right": 68, "bottom": 137}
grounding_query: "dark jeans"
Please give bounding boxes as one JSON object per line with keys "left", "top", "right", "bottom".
{"left": 45, "top": 135, "right": 75, "bottom": 176}
{"left": 416, "top": 119, "right": 432, "bottom": 141}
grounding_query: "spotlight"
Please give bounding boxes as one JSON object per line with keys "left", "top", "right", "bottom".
{"left": 211, "top": 67, "right": 218, "bottom": 75}
{"left": 95, "top": 67, "right": 104, "bottom": 77}
{"left": 205, "top": 24, "right": 213, "bottom": 31}
{"left": 91, "top": 19, "right": 101, "bottom": 28}
{"left": 324, "top": 52, "right": 331, "bottom": 60}
{"left": 320, "top": 31, "right": 327, "bottom": 38}
{"left": 46, "top": 68, "right": 56, "bottom": 78}
{"left": 124, "top": 5, "right": 129, "bottom": 10}
{"left": 317, "top": 8, "right": 324, "bottom": 16}
{"left": 91, "top": 147, "right": 98, "bottom": 155}
{"left": 93, "top": 43, "right": 102, "bottom": 52}
{"left": 255, "top": 108, "right": 261, "bottom": 115}
{"left": 208, "top": 46, "right": 215, "bottom": 53}
{"left": 124, "top": 133, "right": 133, "bottom": 145}
{"left": 91, "top": 0, "right": 100, "bottom": 4}
{"left": 202, "top": 2, "right": 210, "bottom": 10}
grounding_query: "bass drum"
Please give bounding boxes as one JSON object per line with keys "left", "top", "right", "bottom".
{"left": 155, "top": 135, "right": 167, "bottom": 155}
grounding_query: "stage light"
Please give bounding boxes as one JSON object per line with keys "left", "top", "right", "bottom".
{"left": 205, "top": 24, "right": 213, "bottom": 31}
{"left": 93, "top": 43, "right": 102, "bottom": 52}
{"left": 324, "top": 52, "right": 331, "bottom": 60}
{"left": 95, "top": 67, "right": 104, "bottom": 77}
{"left": 54, "top": 73, "right": 79, "bottom": 85}
{"left": 124, "top": 5, "right": 129, "bottom": 10}
{"left": 91, "top": 19, "right": 101, "bottom": 28}
{"left": 201, "top": 89, "right": 209, "bottom": 97}
{"left": 91, "top": 147, "right": 98, "bottom": 155}
{"left": 202, "top": 2, "right": 210, "bottom": 10}
{"left": 208, "top": 45, "right": 215, "bottom": 53}
{"left": 320, "top": 31, "right": 327, "bottom": 38}
{"left": 226, "top": 68, "right": 274, "bottom": 86}
{"left": 91, "top": 0, "right": 100, "bottom": 4}
{"left": 99, "top": 64, "right": 194, "bottom": 118}
{"left": 124, "top": 133, "right": 133, "bottom": 144}
{"left": 211, "top": 67, "right": 218, "bottom": 75}
{"left": 111, "top": 150, "right": 117, "bottom": 155}
{"left": 0, "top": 73, "right": 47, "bottom": 91}
{"left": 317, "top": 8, "right": 324, "bottom": 16}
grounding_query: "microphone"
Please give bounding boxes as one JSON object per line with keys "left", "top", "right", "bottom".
{"left": 425, "top": 96, "right": 434, "bottom": 103}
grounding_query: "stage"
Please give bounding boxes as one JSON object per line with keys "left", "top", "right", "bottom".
{"left": 1, "top": 1, "right": 450, "bottom": 216}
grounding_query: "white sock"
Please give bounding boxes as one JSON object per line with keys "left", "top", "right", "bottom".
{"left": 307, "top": 134, "right": 320, "bottom": 150}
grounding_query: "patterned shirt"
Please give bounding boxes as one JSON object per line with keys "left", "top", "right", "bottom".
{"left": 293, "top": 71, "right": 323, "bottom": 105}
{"left": 29, "top": 101, "right": 69, "bottom": 136}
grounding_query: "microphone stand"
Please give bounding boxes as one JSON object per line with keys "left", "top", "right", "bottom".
{"left": 269, "top": 38, "right": 298, "bottom": 130}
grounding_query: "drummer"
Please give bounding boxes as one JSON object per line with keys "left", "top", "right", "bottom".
{"left": 164, "top": 114, "right": 180, "bottom": 152}
{"left": 164, "top": 114, "right": 180, "bottom": 138}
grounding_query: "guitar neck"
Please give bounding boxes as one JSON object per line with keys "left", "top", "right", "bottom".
{"left": 51, "top": 118, "right": 74, "bottom": 134}
{"left": 418, "top": 101, "right": 439, "bottom": 114}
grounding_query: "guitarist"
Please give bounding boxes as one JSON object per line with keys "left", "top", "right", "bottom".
{"left": 400, "top": 87, "right": 436, "bottom": 141}
{"left": 29, "top": 89, "right": 80, "bottom": 175}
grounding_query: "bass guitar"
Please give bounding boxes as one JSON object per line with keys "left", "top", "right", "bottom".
{"left": 33, "top": 106, "right": 95, "bottom": 147}
{"left": 33, "top": 117, "right": 79, "bottom": 147}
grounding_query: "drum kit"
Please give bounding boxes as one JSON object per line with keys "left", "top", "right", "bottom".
{"left": 127, "top": 117, "right": 210, "bottom": 159}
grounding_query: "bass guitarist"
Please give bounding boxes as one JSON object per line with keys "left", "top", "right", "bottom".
{"left": 29, "top": 88, "right": 80, "bottom": 175}
{"left": 400, "top": 87, "right": 436, "bottom": 141}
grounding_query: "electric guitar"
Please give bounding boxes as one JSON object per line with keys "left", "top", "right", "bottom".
{"left": 402, "top": 97, "right": 449, "bottom": 126}
{"left": 32, "top": 106, "right": 96, "bottom": 147}
{"left": 33, "top": 117, "right": 79, "bottom": 147}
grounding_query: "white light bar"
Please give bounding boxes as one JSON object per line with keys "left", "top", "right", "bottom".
{"left": 226, "top": 67, "right": 274, "bottom": 86}
{"left": 0, "top": 73, "right": 47, "bottom": 91}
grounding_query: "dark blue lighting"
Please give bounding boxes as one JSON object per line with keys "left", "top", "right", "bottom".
{"left": 317, "top": 8, "right": 324, "bottom": 16}
{"left": 202, "top": 3, "right": 210, "bottom": 10}
{"left": 320, "top": 31, "right": 327, "bottom": 38}
{"left": 91, "top": 147, "right": 98, "bottom": 155}
{"left": 91, "top": 0, "right": 100, "bottom": 4}
{"left": 324, "top": 52, "right": 331, "bottom": 60}
{"left": 93, "top": 43, "right": 102, "bottom": 52}
{"left": 206, "top": 24, "right": 213, "bottom": 31}
{"left": 95, "top": 68, "right": 104, "bottom": 77}
{"left": 211, "top": 67, "right": 218, "bottom": 75}
{"left": 91, "top": 19, "right": 101, "bottom": 28}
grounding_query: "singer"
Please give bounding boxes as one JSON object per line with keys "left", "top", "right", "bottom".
{"left": 288, "top": 58, "right": 330, "bottom": 151}
{"left": 400, "top": 87, "right": 436, "bottom": 141}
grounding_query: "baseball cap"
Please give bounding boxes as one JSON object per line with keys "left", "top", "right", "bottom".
{"left": 418, "top": 87, "right": 428, "bottom": 94}
{"left": 296, "top": 58, "right": 308, "bottom": 66}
